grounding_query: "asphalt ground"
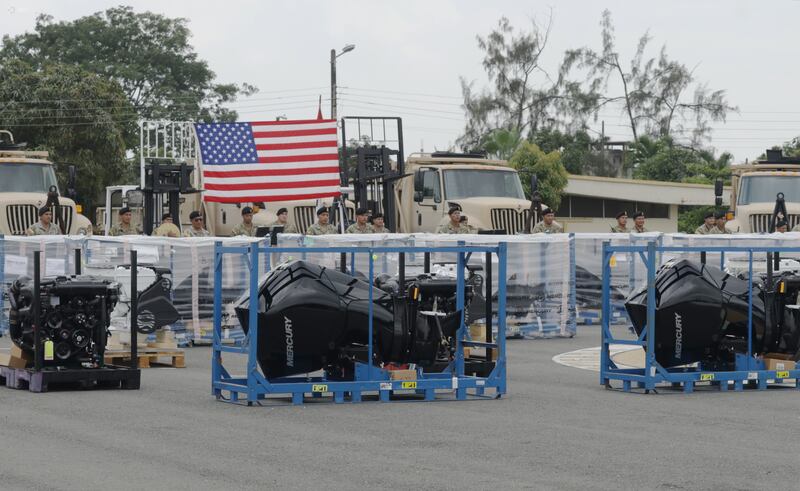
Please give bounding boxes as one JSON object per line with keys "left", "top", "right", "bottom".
{"left": 0, "top": 327, "right": 798, "bottom": 491}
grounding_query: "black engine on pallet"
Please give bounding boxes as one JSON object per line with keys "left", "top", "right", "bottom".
{"left": 8, "top": 275, "right": 119, "bottom": 367}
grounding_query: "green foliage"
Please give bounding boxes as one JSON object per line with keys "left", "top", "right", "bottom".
{"left": 1, "top": 6, "right": 256, "bottom": 129}
{"left": 508, "top": 141, "right": 568, "bottom": 210}
{"left": 532, "top": 128, "right": 619, "bottom": 176}
{"left": 631, "top": 135, "right": 732, "bottom": 185}
{"left": 0, "top": 60, "right": 133, "bottom": 209}
{"left": 482, "top": 128, "right": 522, "bottom": 160}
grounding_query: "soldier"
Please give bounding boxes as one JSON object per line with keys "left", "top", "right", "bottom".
{"left": 184, "top": 210, "right": 211, "bottom": 237}
{"left": 695, "top": 212, "right": 716, "bottom": 234}
{"left": 459, "top": 215, "right": 478, "bottom": 233}
{"left": 153, "top": 213, "right": 180, "bottom": 237}
{"left": 775, "top": 220, "right": 788, "bottom": 233}
{"left": 346, "top": 208, "right": 374, "bottom": 233}
{"left": 436, "top": 207, "right": 470, "bottom": 234}
{"left": 306, "top": 207, "right": 338, "bottom": 235}
{"left": 230, "top": 206, "right": 256, "bottom": 237}
{"left": 631, "top": 211, "right": 648, "bottom": 233}
{"left": 532, "top": 208, "right": 564, "bottom": 234}
{"left": 371, "top": 213, "right": 390, "bottom": 233}
{"left": 109, "top": 207, "right": 141, "bottom": 236}
{"left": 269, "top": 207, "right": 298, "bottom": 234}
{"left": 610, "top": 211, "right": 629, "bottom": 233}
{"left": 713, "top": 211, "right": 732, "bottom": 234}
{"left": 26, "top": 207, "right": 60, "bottom": 235}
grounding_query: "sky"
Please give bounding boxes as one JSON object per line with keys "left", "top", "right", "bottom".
{"left": 1, "top": 0, "right": 799, "bottom": 163}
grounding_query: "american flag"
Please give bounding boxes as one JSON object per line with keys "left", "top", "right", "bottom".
{"left": 194, "top": 119, "right": 341, "bottom": 202}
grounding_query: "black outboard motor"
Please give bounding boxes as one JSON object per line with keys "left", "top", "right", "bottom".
{"left": 626, "top": 259, "right": 800, "bottom": 369}
{"left": 235, "top": 260, "right": 464, "bottom": 379}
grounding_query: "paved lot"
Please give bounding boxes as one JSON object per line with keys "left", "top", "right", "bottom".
{"left": 0, "top": 328, "right": 798, "bottom": 491}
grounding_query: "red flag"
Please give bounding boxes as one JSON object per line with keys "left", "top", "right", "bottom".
{"left": 316, "top": 95, "right": 323, "bottom": 120}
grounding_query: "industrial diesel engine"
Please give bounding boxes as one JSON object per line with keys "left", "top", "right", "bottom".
{"left": 235, "top": 260, "right": 469, "bottom": 379}
{"left": 626, "top": 259, "right": 800, "bottom": 370}
{"left": 9, "top": 275, "right": 119, "bottom": 367}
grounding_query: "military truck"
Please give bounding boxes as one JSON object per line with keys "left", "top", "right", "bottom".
{"left": 0, "top": 131, "right": 92, "bottom": 235}
{"left": 720, "top": 149, "right": 800, "bottom": 233}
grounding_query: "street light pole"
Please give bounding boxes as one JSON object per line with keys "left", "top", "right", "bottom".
{"left": 330, "top": 44, "right": 355, "bottom": 121}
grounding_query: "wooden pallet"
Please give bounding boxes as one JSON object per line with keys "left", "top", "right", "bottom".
{"left": 104, "top": 348, "right": 185, "bottom": 368}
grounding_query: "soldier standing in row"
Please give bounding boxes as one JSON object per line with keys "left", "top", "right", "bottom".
{"left": 775, "top": 220, "right": 789, "bottom": 233}
{"left": 610, "top": 211, "right": 628, "bottom": 233}
{"left": 184, "top": 211, "right": 211, "bottom": 237}
{"left": 270, "top": 207, "right": 298, "bottom": 234}
{"left": 371, "top": 213, "right": 390, "bottom": 233}
{"left": 695, "top": 212, "right": 716, "bottom": 234}
{"left": 306, "top": 207, "right": 338, "bottom": 235}
{"left": 230, "top": 206, "right": 256, "bottom": 237}
{"left": 631, "top": 211, "right": 648, "bottom": 233}
{"left": 153, "top": 213, "right": 180, "bottom": 237}
{"left": 532, "top": 208, "right": 563, "bottom": 234}
{"left": 26, "top": 207, "right": 60, "bottom": 235}
{"left": 714, "top": 211, "right": 732, "bottom": 234}
{"left": 436, "top": 207, "right": 470, "bottom": 234}
{"left": 109, "top": 207, "right": 141, "bottom": 236}
{"left": 346, "top": 208, "right": 373, "bottom": 233}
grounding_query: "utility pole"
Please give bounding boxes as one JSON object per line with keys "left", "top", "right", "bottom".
{"left": 601, "top": 120, "right": 606, "bottom": 166}
{"left": 330, "top": 44, "right": 355, "bottom": 121}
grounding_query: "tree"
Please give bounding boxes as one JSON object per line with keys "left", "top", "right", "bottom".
{"left": 482, "top": 128, "right": 522, "bottom": 160}
{"left": 631, "top": 135, "right": 732, "bottom": 184}
{"left": 458, "top": 14, "right": 560, "bottom": 150}
{"left": 0, "top": 60, "right": 133, "bottom": 210}
{"left": 1, "top": 6, "right": 256, "bottom": 129}
{"left": 508, "top": 141, "right": 568, "bottom": 210}
{"left": 532, "top": 128, "right": 618, "bottom": 176}
{"left": 559, "top": 10, "right": 734, "bottom": 145}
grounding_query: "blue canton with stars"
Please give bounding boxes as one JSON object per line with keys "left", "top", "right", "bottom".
{"left": 195, "top": 123, "right": 259, "bottom": 165}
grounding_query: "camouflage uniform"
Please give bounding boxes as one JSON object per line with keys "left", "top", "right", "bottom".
{"left": 532, "top": 221, "right": 564, "bottom": 234}
{"left": 306, "top": 222, "right": 338, "bottom": 235}
{"left": 230, "top": 222, "right": 256, "bottom": 237}
{"left": 109, "top": 222, "right": 141, "bottom": 236}
{"left": 153, "top": 222, "right": 180, "bottom": 238}
{"left": 183, "top": 227, "right": 211, "bottom": 237}
{"left": 269, "top": 220, "right": 297, "bottom": 234}
{"left": 372, "top": 225, "right": 390, "bottom": 233}
{"left": 694, "top": 224, "right": 716, "bottom": 235}
{"left": 26, "top": 221, "right": 61, "bottom": 236}
{"left": 632, "top": 225, "right": 649, "bottom": 233}
{"left": 436, "top": 221, "right": 470, "bottom": 234}
{"left": 610, "top": 224, "right": 629, "bottom": 233}
{"left": 713, "top": 225, "right": 732, "bottom": 234}
{"left": 346, "top": 222, "right": 374, "bottom": 233}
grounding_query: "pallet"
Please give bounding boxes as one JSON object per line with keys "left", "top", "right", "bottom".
{"left": 104, "top": 348, "right": 185, "bottom": 368}
{"left": 0, "top": 365, "right": 140, "bottom": 393}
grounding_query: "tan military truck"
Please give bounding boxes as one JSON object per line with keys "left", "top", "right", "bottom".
{"left": 0, "top": 133, "right": 92, "bottom": 235}
{"left": 722, "top": 149, "right": 800, "bottom": 233}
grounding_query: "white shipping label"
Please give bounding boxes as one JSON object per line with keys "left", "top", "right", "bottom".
{"left": 4, "top": 255, "right": 28, "bottom": 275}
{"left": 45, "top": 258, "right": 66, "bottom": 276}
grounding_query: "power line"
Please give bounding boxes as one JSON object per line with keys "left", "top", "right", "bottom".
{"left": 338, "top": 90, "right": 463, "bottom": 107}
{"left": 340, "top": 86, "right": 463, "bottom": 100}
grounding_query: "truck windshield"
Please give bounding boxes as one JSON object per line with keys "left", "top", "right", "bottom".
{"left": 443, "top": 169, "right": 525, "bottom": 200}
{"left": 738, "top": 175, "right": 800, "bottom": 205}
{"left": 0, "top": 163, "right": 59, "bottom": 193}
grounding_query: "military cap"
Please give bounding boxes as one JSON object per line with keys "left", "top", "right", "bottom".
{"left": 189, "top": 211, "right": 202, "bottom": 221}
{"left": 542, "top": 207, "right": 555, "bottom": 216}
{"left": 447, "top": 206, "right": 461, "bottom": 216}
{"left": 704, "top": 212, "right": 715, "bottom": 219}
{"left": 615, "top": 211, "right": 628, "bottom": 219}
{"left": 161, "top": 213, "right": 172, "bottom": 221}
{"left": 38, "top": 206, "right": 50, "bottom": 216}
{"left": 632, "top": 211, "right": 644, "bottom": 219}
{"left": 355, "top": 207, "right": 369, "bottom": 216}
{"left": 714, "top": 211, "right": 726, "bottom": 220}
{"left": 317, "top": 207, "right": 329, "bottom": 216}
{"left": 277, "top": 207, "right": 288, "bottom": 215}
{"left": 119, "top": 207, "right": 132, "bottom": 215}
{"left": 241, "top": 206, "right": 253, "bottom": 215}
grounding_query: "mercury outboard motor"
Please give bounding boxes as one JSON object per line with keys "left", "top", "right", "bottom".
{"left": 626, "top": 259, "right": 800, "bottom": 369}
{"left": 235, "top": 260, "right": 465, "bottom": 379}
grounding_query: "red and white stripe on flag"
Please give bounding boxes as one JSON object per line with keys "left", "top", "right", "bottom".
{"left": 195, "top": 119, "right": 341, "bottom": 203}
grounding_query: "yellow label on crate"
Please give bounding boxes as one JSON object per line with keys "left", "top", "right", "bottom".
{"left": 311, "top": 384, "right": 328, "bottom": 393}
{"left": 44, "top": 340, "right": 54, "bottom": 361}
{"left": 700, "top": 373, "right": 714, "bottom": 381}
{"left": 609, "top": 255, "right": 617, "bottom": 267}
{"left": 400, "top": 381, "right": 417, "bottom": 389}
{"left": 776, "top": 371, "right": 790, "bottom": 379}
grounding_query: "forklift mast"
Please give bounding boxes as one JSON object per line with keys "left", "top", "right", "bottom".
{"left": 142, "top": 162, "right": 198, "bottom": 235}
{"left": 340, "top": 117, "right": 405, "bottom": 232}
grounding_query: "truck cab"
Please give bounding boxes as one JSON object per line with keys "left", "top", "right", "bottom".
{"left": 726, "top": 149, "right": 800, "bottom": 233}
{"left": 398, "top": 152, "right": 533, "bottom": 233}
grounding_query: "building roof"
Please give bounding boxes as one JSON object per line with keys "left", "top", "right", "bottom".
{"left": 565, "top": 174, "right": 731, "bottom": 206}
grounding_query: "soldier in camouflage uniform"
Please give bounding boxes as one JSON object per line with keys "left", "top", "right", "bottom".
{"left": 631, "top": 211, "right": 649, "bottom": 233}
{"left": 459, "top": 215, "right": 478, "bottom": 233}
{"left": 436, "top": 207, "right": 470, "bottom": 234}
{"left": 713, "top": 211, "right": 732, "bottom": 234}
{"left": 532, "top": 208, "right": 563, "bottom": 234}
{"left": 346, "top": 208, "right": 374, "bottom": 233}
{"left": 269, "top": 207, "right": 298, "bottom": 234}
{"left": 109, "top": 207, "right": 141, "bottom": 236}
{"left": 26, "top": 207, "right": 60, "bottom": 235}
{"left": 695, "top": 212, "right": 716, "bottom": 235}
{"left": 306, "top": 207, "right": 338, "bottom": 235}
{"left": 230, "top": 206, "right": 256, "bottom": 237}
{"left": 370, "top": 213, "right": 390, "bottom": 233}
{"left": 776, "top": 220, "right": 789, "bottom": 233}
{"left": 610, "top": 211, "right": 629, "bottom": 233}
{"left": 153, "top": 213, "right": 180, "bottom": 237}
{"left": 184, "top": 210, "right": 211, "bottom": 237}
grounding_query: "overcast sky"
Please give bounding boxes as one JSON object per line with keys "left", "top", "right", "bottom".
{"left": 2, "top": 0, "right": 799, "bottom": 163}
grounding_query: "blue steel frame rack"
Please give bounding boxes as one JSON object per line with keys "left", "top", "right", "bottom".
{"left": 211, "top": 242, "right": 508, "bottom": 405}
{"left": 601, "top": 241, "right": 800, "bottom": 393}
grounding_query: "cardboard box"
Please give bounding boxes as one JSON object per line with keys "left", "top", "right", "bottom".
{"left": 764, "top": 356, "right": 796, "bottom": 371}
{"left": 389, "top": 369, "right": 417, "bottom": 381}
{"left": 11, "top": 344, "right": 30, "bottom": 360}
